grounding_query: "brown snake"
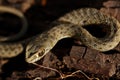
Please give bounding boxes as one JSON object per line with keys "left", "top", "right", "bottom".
{"left": 0, "top": 7, "right": 120, "bottom": 63}
{"left": 26, "top": 8, "right": 120, "bottom": 63}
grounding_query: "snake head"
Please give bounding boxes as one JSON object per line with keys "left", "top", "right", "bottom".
{"left": 26, "top": 44, "right": 46, "bottom": 63}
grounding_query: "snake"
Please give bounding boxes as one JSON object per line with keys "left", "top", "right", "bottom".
{"left": 0, "top": 7, "right": 120, "bottom": 64}
{"left": 25, "top": 8, "right": 120, "bottom": 63}
{"left": 0, "top": 6, "right": 27, "bottom": 58}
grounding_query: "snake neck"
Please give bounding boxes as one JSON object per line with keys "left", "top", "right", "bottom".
{"left": 26, "top": 22, "right": 76, "bottom": 63}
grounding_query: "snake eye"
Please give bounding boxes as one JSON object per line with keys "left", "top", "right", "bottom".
{"left": 38, "top": 51, "right": 44, "bottom": 56}
{"left": 38, "top": 49, "right": 45, "bottom": 57}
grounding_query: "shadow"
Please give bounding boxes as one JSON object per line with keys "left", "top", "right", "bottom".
{"left": 1, "top": 50, "right": 29, "bottom": 79}
{"left": 103, "top": 49, "right": 120, "bottom": 54}
{"left": 51, "top": 38, "right": 74, "bottom": 60}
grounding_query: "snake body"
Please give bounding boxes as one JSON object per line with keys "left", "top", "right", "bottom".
{"left": 26, "top": 8, "right": 120, "bottom": 63}
{"left": 0, "top": 6, "right": 27, "bottom": 58}
{"left": 0, "top": 7, "right": 119, "bottom": 63}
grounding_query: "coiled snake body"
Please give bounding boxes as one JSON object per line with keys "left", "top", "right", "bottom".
{"left": 0, "top": 7, "right": 120, "bottom": 63}
{"left": 0, "top": 6, "right": 27, "bottom": 58}
{"left": 26, "top": 8, "right": 120, "bottom": 63}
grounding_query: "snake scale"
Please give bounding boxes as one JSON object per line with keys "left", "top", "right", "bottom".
{"left": 0, "top": 7, "right": 120, "bottom": 63}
